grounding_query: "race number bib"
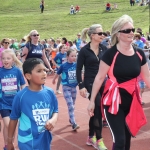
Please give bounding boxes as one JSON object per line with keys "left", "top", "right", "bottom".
{"left": 1, "top": 78, "right": 17, "bottom": 96}
{"left": 32, "top": 108, "right": 50, "bottom": 133}
{"left": 68, "top": 70, "right": 77, "bottom": 84}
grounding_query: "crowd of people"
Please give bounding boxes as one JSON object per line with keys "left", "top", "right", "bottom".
{"left": 0, "top": 14, "right": 150, "bottom": 150}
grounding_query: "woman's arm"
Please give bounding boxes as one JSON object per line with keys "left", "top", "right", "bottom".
{"left": 76, "top": 49, "right": 87, "bottom": 97}
{"left": 141, "top": 63, "right": 150, "bottom": 88}
{"left": 87, "top": 60, "right": 110, "bottom": 116}
{"left": 52, "top": 59, "right": 59, "bottom": 68}
{"left": 21, "top": 46, "right": 28, "bottom": 62}
{"left": 42, "top": 49, "right": 53, "bottom": 72}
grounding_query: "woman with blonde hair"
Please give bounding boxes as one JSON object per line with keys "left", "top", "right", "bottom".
{"left": 76, "top": 24, "right": 108, "bottom": 150}
{"left": 88, "top": 15, "right": 148, "bottom": 150}
{"left": 0, "top": 49, "right": 25, "bottom": 150}
{"left": 0, "top": 38, "right": 11, "bottom": 67}
{"left": 22, "top": 30, "right": 53, "bottom": 72}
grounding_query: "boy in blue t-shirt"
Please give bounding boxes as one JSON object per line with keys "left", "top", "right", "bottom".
{"left": 8, "top": 58, "right": 58, "bottom": 150}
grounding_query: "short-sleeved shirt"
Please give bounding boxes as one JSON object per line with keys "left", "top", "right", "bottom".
{"left": 0, "top": 66, "right": 25, "bottom": 110}
{"left": 54, "top": 52, "right": 67, "bottom": 67}
{"left": 10, "top": 86, "right": 58, "bottom": 150}
{"left": 134, "top": 40, "right": 144, "bottom": 49}
{"left": 102, "top": 45, "right": 146, "bottom": 108}
{"left": 57, "top": 62, "right": 78, "bottom": 87}
{"left": 25, "top": 42, "right": 44, "bottom": 59}
{"left": 10, "top": 42, "right": 19, "bottom": 50}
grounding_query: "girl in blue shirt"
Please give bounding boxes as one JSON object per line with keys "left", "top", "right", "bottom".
{"left": 0, "top": 49, "right": 25, "bottom": 150}
{"left": 53, "top": 44, "right": 67, "bottom": 94}
{"left": 52, "top": 49, "right": 80, "bottom": 130}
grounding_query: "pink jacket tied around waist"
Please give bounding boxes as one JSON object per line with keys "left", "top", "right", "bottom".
{"left": 102, "top": 51, "right": 147, "bottom": 137}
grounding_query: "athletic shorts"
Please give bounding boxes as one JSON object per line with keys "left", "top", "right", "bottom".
{"left": 0, "top": 109, "right": 11, "bottom": 118}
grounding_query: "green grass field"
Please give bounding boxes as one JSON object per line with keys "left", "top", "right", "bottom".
{"left": 0, "top": 0, "right": 149, "bottom": 40}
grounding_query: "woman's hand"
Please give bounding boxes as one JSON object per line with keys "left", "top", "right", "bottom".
{"left": 79, "top": 88, "right": 87, "bottom": 98}
{"left": 87, "top": 101, "right": 95, "bottom": 117}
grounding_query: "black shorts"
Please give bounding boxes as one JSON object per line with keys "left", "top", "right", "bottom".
{"left": 0, "top": 109, "right": 11, "bottom": 118}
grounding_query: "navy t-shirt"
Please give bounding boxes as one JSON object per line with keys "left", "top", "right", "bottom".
{"left": 25, "top": 42, "right": 44, "bottom": 59}
{"left": 57, "top": 62, "right": 78, "bottom": 87}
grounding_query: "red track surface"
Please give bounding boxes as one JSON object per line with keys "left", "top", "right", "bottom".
{"left": 0, "top": 75, "right": 149, "bottom": 150}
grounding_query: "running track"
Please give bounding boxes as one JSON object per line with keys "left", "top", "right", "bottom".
{"left": 0, "top": 75, "right": 149, "bottom": 150}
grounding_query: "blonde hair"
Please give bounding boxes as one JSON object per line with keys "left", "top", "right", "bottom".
{"left": 1, "top": 38, "right": 11, "bottom": 46}
{"left": 81, "top": 24, "right": 102, "bottom": 41}
{"left": 111, "top": 15, "right": 133, "bottom": 46}
{"left": 25, "top": 30, "right": 38, "bottom": 43}
{"left": 1, "top": 49, "right": 22, "bottom": 69}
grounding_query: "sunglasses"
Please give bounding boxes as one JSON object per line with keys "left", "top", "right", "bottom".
{"left": 93, "top": 32, "right": 105, "bottom": 36}
{"left": 4, "top": 42, "right": 10, "bottom": 44}
{"left": 32, "top": 34, "right": 39, "bottom": 37}
{"left": 118, "top": 28, "right": 135, "bottom": 34}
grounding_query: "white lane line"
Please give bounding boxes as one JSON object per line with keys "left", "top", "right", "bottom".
{"left": 53, "top": 133, "right": 85, "bottom": 150}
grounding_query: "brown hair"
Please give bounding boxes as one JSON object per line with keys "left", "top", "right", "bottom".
{"left": 134, "top": 33, "right": 141, "bottom": 39}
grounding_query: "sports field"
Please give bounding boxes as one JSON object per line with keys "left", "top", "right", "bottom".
{"left": 0, "top": 0, "right": 149, "bottom": 40}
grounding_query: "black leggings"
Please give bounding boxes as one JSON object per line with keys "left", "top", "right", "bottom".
{"left": 104, "top": 106, "right": 131, "bottom": 150}
{"left": 89, "top": 101, "right": 102, "bottom": 140}
{"left": 85, "top": 81, "right": 103, "bottom": 140}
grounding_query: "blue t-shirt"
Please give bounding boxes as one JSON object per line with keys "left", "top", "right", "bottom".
{"left": 134, "top": 40, "right": 144, "bottom": 49}
{"left": 0, "top": 67, "right": 25, "bottom": 110}
{"left": 10, "top": 86, "right": 58, "bottom": 150}
{"left": 26, "top": 42, "right": 44, "bottom": 59}
{"left": 57, "top": 62, "right": 78, "bottom": 87}
{"left": 54, "top": 52, "right": 67, "bottom": 67}
{"left": 76, "top": 38, "right": 82, "bottom": 51}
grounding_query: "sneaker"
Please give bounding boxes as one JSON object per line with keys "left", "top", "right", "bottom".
{"left": 97, "top": 138, "right": 107, "bottom": 150}
{"left": 72, "top": 123, "right": 80, "bottom": 131}
{"left": 56, "top": 90, "right": 62, "bottom": 94}
{"left": 103, "top": 120, "right": 108, "bottom": 128}
{"left": 86, "top": 136, "right": 97, "bottom": 149}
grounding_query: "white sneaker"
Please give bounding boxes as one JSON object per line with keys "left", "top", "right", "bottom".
{"left": 56, "top": 90, "right": 62, "bottom": 94}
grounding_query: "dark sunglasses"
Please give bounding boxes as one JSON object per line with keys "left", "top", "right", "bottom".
{"left": 93, "top": 32, "right": 105, "bottom": 36}
{"left": 118, "top": 28, "right": 135, "bottom": 34}
{"left": 32, "top": 34, "right": 39, "bottom": 37}
{"left": 4, "top": 42, "right": 10, "bottom": 44}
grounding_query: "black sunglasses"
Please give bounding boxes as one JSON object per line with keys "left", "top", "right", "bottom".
{"left": 118, "top": 28, "right": 135, "bottom": 34}
{"left": 32, "top": 34, "right": 39, "bottom": 37}
{"left": 4, "top": 42, "right": 10, "bottom": 44}
{"left": 93, "top": 32, "right": 105, "bottom": 36}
